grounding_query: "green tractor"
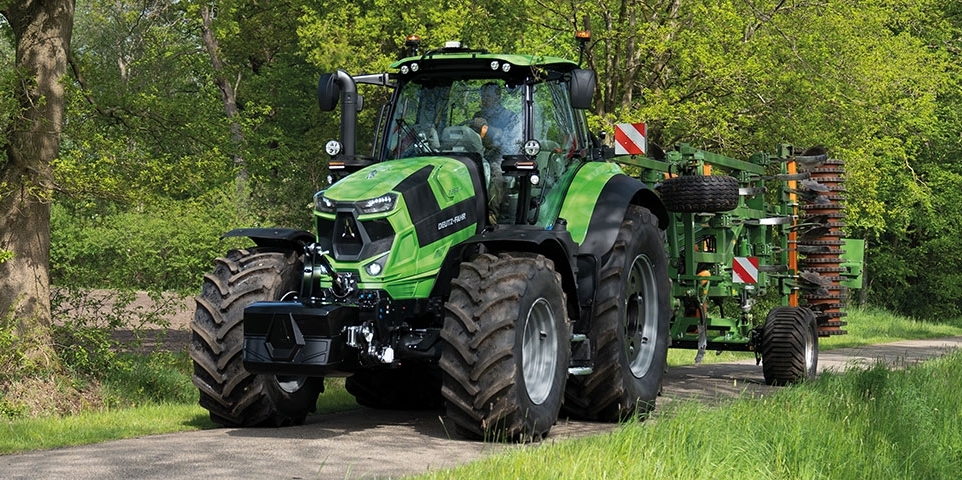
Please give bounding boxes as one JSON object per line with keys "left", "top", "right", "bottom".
{"left": 190, "top": 38, "right": 671, "bottom": 441}
{"left": 190, "top": 36, "right": 860, "bottom": 441}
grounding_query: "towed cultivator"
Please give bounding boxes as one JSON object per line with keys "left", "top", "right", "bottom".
{"left": 623, "top": 140, "right": 862, "bottom": 381}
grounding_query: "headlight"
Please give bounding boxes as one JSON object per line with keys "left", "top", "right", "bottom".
{"left": 365, "top": 255, "right": 388, "bottom": 276}
{"left": 325, "top": 140, "right": 342, "bottom": 156}
{"left": 523, "top": 139, "right": 542, "bottom": 156}
{"left": 357, "top": 193, "right": 398, "bottom": 214}
{"left": 315, "top": 192, "right": 398, "bottom": 215}
{"left": 314, "top": 192, "right": 336, "bottom": 213}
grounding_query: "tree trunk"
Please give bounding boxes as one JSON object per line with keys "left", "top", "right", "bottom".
{"left": 200, "top": 4, "right": 249, "bottom": 219}
{"left": 0, "top": 0, "right": 75, "bottom": 367}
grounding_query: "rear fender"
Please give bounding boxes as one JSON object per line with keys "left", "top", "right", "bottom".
{"left": 559, "top": 164, "right": 667, "bottom": 261}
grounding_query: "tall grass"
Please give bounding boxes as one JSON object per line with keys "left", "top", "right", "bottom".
{"left": 420, "top": 350, "right": 962, "bottom": 479}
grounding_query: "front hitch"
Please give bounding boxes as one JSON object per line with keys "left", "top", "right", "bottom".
{"left": 304, "top": 243, "right": 356, "bottom": 299}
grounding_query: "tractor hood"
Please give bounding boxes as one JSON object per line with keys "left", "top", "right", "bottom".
{"left": 311, "top": 155, "right": 487, "bottom": 297}
{"left": 315, "top": 156, "right": 482, "bottom": 221}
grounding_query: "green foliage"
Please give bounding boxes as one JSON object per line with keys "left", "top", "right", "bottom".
{"left": 0, "top": 19, "right": 15, "bottom": 168}
{"left": 50, "top": 191, "right": 245, "bottom": 292}
{"left": 0, "top": 287, "right": 192, "bottom": 420}
{"left": 423, "top": 350, "right": 962, "bottom": 480}
{"left": 50, "top": 289, "right": 163, "bottom": 376}
{"left": 48, "top": 0, "right": 962, "bottom": 318}
{"left": 0, "top": 310, "right": 20, "bottom": 382}
{"left": 98, "top": 351, "right": 196, "bottom": 407}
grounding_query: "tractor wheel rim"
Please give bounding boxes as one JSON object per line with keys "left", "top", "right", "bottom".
{"left": 276, "top": 375, "right": 308, "bottom": 394}
{"left": 625, "top": 253, "right": 658, "bottom": 378}
{"left": 522, "top": 298, "right": 557, "bottom": 405}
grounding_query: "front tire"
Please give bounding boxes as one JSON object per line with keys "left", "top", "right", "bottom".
{"left": 564, "top": 205, "right": 671, "bottom": 421}
{"left": 440, "top": 253, "right": 570, "bottom": 441}
{"left": 190, "top": 248, "right": 323, "bottom": 427}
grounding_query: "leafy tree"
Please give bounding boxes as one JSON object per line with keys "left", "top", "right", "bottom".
{"left": 62, "top": 0, "right": 233, "bottom": 210}
{"left": 860, "top": 0, "right": 962, "bottom": 317}
{"left": 33, "top": 0, "right": 962, "bottom": 321}
{"left": 528, "top": 0, "right": 955, "bottom": 317}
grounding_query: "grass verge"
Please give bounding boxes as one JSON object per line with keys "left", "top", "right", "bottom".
{"left": 0, "top": 351, "right": 358, "bottom": 454}
{"left": 418, "top": 349, "right": 962, "bottom": 479}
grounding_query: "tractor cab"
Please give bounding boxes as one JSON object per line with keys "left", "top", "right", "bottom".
{"left": 319, "top": 40, "right": 599, "bottom": 226}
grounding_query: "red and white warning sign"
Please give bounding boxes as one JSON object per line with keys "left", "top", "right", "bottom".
{"left": 614, "top": 122, "right": 647, "bottom": 156}
{"left": 732, "top": 257, "right": 759, "bottom": 284}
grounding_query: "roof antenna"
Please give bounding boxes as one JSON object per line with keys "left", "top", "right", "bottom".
{"left": 575, "top": 16, "right": 591, "bottom": 66}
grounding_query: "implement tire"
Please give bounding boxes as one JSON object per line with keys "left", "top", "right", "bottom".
{"left": 658, "top": 175, "right": 739, "bottom": 212}
{"left": 440, "top": 253, "right": 570, "bottom": 442}
{"left": 761, "top": 306, "right": 819, "bottom": 385}
{"left": 564, "top": 205, "right": 671, "bottom": 421}
{"left": 190, "top": 248, "right": 323, "bottom": 427}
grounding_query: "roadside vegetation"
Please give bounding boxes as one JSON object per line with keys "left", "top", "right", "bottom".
{"left": 1, "top": 304, "right": 959, "bottom": 455}
{"left": 421, "top": 349, "right": 962, "bottom": 480}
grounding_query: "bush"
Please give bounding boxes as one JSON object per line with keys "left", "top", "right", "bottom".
{"left": 50, "top": 288, "right": 181, "bottom": 375}
{"left": 0, "top": 288, "right": 193, "bottom": 419}
{"left": 50, "top": 192, "right": 245, "bottom": 292}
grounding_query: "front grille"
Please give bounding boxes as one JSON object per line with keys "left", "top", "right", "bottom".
{"left": 316, "top": 213, "right": 395, "bottom": 261}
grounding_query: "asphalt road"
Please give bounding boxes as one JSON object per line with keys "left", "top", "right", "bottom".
{"left": 2, "top": 336, "right": 960, "bottom": 480}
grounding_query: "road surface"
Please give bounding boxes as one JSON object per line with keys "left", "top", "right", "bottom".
{"left": 2, "top": 336, "right": 960, "bottom": 480}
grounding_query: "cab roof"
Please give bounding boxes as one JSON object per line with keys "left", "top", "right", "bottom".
{"left": 389, "top": 46, "right": 580, "bottom": 79}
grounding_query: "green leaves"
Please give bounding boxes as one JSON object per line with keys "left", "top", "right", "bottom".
{"left": 46, "top": 0, "right": 962, "bottom": 318}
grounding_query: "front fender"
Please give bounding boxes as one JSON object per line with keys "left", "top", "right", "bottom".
{"left": 223, "top": 228, "right": 315, "bottom": 251}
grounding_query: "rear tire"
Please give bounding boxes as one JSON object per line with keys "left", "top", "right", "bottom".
{"left": 440, "top": 253, "right": 570, "bottom": 441}
{"left": 761, "top": 306, "right": 819, "bottom": 385}
{"left": 190, "top": 248, "right": 323, "bottom": 427}
{"left": 564, "top": 205, "right": 671, "bottom": 421}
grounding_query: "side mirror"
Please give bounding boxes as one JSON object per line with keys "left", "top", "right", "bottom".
{"left": 318, "top": 73, "right": 340, "bottom": 111}
{"left": 569, "top": 69, "right": 596, "bottom": 110}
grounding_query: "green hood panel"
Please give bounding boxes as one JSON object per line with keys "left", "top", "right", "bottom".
{"left": 313, "top": 156, "right": 486, "bottom": 299}
{"left": 323, "top": 157, "right": 473, "bottom": 205}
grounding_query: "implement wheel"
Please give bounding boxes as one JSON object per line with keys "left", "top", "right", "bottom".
{"left": 658, "top": 175, "right": 739, "bottom": 212}
{"left": 761, "top": 306, "right": 819, "bottom": 385}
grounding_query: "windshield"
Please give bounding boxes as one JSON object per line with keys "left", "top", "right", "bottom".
{"left": 385, "top": 79, "right": 523, "bottom": 161}
{"left": 382, "top": 74, "right": 593, "bottom": 225}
